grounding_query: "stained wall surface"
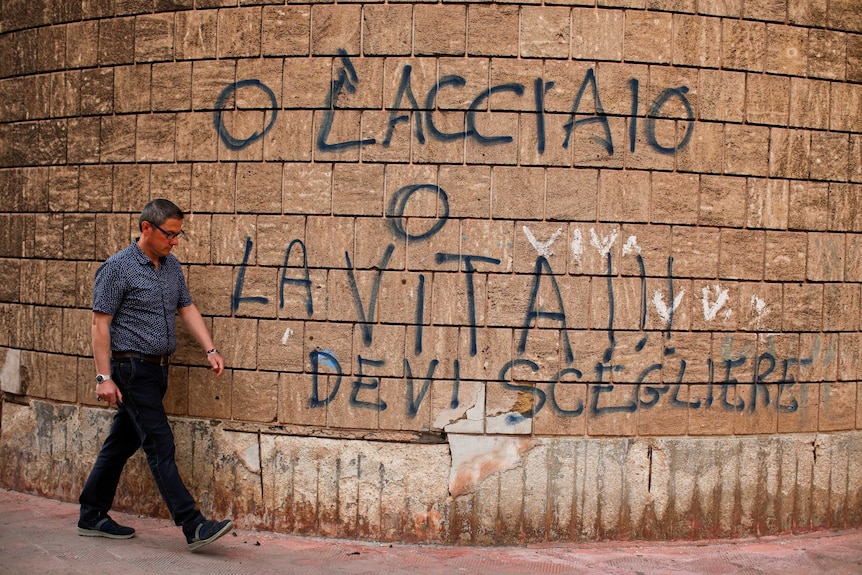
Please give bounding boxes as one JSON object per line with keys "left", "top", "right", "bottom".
{"left": 0, "top": 0, "right": 861, "bottom": 544}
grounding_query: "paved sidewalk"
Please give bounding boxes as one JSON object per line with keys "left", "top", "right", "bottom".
{"left": 1, "top": 488, "right": 861, "bottom": 575}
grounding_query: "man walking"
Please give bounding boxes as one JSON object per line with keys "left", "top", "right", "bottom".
{"left": 78, "top": 199, "right": 233, "bottom": 551}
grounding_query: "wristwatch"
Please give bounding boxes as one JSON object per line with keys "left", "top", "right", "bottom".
{"left": 95, "top": 374, "right": 112, "bottom": 384}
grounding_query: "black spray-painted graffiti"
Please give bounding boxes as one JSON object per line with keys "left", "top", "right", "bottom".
{"left": 213, "top": 50, "right": 695, "bottom": 157}
{"left": 230, "top": 181, "right": 829, "bottom": 425}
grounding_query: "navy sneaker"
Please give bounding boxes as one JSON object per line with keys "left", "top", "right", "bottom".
{"left": 77, "top": 516, "right": 135, "bottom": 539}
{"left": 185, "top": 518, "right": 234, "bottom": 551}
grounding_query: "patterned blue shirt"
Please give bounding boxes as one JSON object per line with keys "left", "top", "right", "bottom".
{"left": 92, "top": 241, "right": 192, "bottom": 356}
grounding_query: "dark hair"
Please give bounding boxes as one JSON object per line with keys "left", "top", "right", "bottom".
{"left": 139, "top": 199, "right": 184, "bottom": 230}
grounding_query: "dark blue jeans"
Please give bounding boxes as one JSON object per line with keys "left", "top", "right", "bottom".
{"left": 79, "top": 358, "right": 204, "bottom": 530}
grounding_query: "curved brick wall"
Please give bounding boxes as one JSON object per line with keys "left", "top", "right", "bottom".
{"left": 1, "top": 0, "right": 861, "bottom": 544}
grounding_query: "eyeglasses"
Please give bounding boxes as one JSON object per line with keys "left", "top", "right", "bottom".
{"left": 148, "top": 221, "right": 185, "bottom": 241}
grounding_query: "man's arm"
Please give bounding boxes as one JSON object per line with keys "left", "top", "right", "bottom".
{"left": 93, "top": 311, "right": 122, "bottom": 406}
{"left": 177, "top": 303, "right": 224, "bottom": 376}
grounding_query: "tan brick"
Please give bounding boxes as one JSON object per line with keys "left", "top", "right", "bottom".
{"left": 431, "top": 271, "right": 486, "bottom": 327}
{"left": 850, "top": 35, "right": 862, "bottom": 83}
{"left": 188, "top": 365, "right": 231, "bottom": 419}
{"left": 746, "top": 74, "right": 789, "bottom": 125}
{"left": 191, "top": 163, "right": 235, "bottom": 213}
{"left": 232, "top": 265, "right": 279, "bottom": 319}
{"left": 513, "top": 221, "right": 567, "bottom": 276}
{"left": 744, "top": 0, "right": 786, "bottom": 20}
{"left": 48, "top": 166, "right": 78, "bottom": 212}
{"left": 850, "top": 136, "right": 862, "bottom": 184}
{"left": 404, "top": 213, "right": 460, "bottom": 272}
{"left": 66, "top": 117, "right": 101, "bottom": 164}
{"left": 810, "top": 132, "right": 849, "bottom": 182}
{"left": 807, "top": 232, "right": 844, "bottom": 282}
{"left": 262, "top": 5, "right": 310, "bottom": 57}
{"left": 379, "top": 376, "right": 432, "bottom": 432}
{"left": 724, "top": 124, "right": 769, "bottom": 176}
{"left": 439, "top": 166, "right": 491, "bottom": 219}
{"left": 191, "top": 60, "right": 236, "bottom": 112}
{"left": 66, "top": 21, "right": 99, "bottom": 69}
{"left": 596, "top": 169, "right": 649, "bottom": 223}
{"left": 830, "top": 83, "right": 862, "bottom": 133}
{"left": 415, "top": 5, "right": 466, "bottom": 56}
{"left": 799, "top": 332, "right": 838, "bottom": 383}
{"left": 783, "top": 283, "right": 823, "bottom": 331}
{"left": 232, "top": 370, "right": 277, "bottom": 423}
{"left": 99, "top": 17, "right": 135, "bottom": 66}
{"left": 829, "top": 183, "right": 862, "bottom": 232}
{"left": 176, "top": 112, "right": 217, "bottom": 162}
{"left": 764, "top": 24, "right": 808, "bottom": 75}
{"left": 819, "top": 381, "right": 856, "bottom": 431}
{"left": 722, "top": 19, "right": 765, "bottom": 71}
{"left": 311, "top": 4, "right": 361, "bottom": 55}
{"left": 464, "top": 111, "right": 519, "bottom": 166}
{"left": 699, "top": 175, "right": 746, "bottom": 227}
{"left": 587, "top": 383, "right": 637, "bottom": 436}
{"left": 468, "top": 4, "right": 518, "bottom": 57}
{"left": 62, "top": 306, "right": 90, "bottom": 356}
{"left": 175, "top": 10, "right": 217, "bottom": 60}
{"left": 590, "top": 277, "right": 643, "bottom": 333}
{"left": 458, "top": 327, "right": 512, "bottom": 382}
{"left": 313, "top": 109, "right": 361, "bottom": 163}
{"left": 214, "top": 317, "right": 258, "bottom": 369}
{"left": 335, "top": 58, "right": 383, "bottom": 110}
{"left": 135, "top": 13, "right": 174, "bottom": 62}
{"left": 764, "top": 231, "right": 806, "bottom": 281}
{"left": 534, "top": 378, "right": 586, "bottom": 436}
{"left": 676, "top": 120, "right": 726, "bottom": 175}
{"left": 735, "top": 382, "right": 778, "bottom": 435}
{"left": 136, "top": 113, "right": 176, "bottom": 162}
{"left": 360, "top": 5, "right": 410, "bottom": 56}
{"left": 19, "top": 350, "right": 46, "bottom": 398}
{"left": 823, "top": 284, "right": 861, "bottom": 332}
{"left": 405, "top": 325, "right": 460, "bottom": 380}
{"left": 689, "top": 280, "right": 737, "bottom": 332}
{"left": 331, "top": 164, "right": 384, "bottom": 217}
{"left": 164, "top": 365, "right": 188, "bottom": 416}
{"left": 625, "top": 11, "right": 672, "bottom": 64}
{"left": 236, "top": 162, "right": 282, "bottom": 214}
{"left": 847, "top": 234, "right": 862, "bottom": 281}
{"left": 283, "top": 163, "right": 332, "bottom": 215}
{"left": 278, "top": 372, "right": 326, "bottom": 426}
{"left": 264, "top": 109, "right": 313, "bottom": 162}
{"left": 218, "top": 7, "right": 261, "bottom": 58}
{"left": 838, "top": 333, "right": 862, "bottom": 382}
{"left": 325, "top": 373, "right": 381, "bottom": 430}
{"left": 789, "top": 0, "right": 826, "bottom": 25}
{"left": 94, "top": 214, "right": 133, "bottom": 262}
{"left": 697, "top": 69, "right": 745, "bottom": 122}
{"left": 485, "top": 382, "right": 532, "bottom": 435}
{"left": 486, "top": 273, "right": 533, "bottom": 328}
{"left": 747, "top": 179, "right": 788, "bottom": 230}
{"left": 644, "top": 277, "right": 692, "bottom": 332}
{"left": 187, "top": 264, "right": 234, "bottom": 317}
{"left": 100, "top": 116, "right": 135, "bottom": 163}
{"left": 521, "top": 6, "right": 570, "bottom": 59}
{"left": 114, "top": 64, "right": 151, "bottom": 113}
{"left": 513, "top": 327, "right": 562, "bottom": 383}
{"left": 569, "top": 8, "right": 622, "bottom": 61}
{"left": 647, "top": 172, "right": 696, "bottom": 224}
{"left": 808, "top": 29, "right": 846, "bottom": 80}
{"left": 378, "top": 271, "right": 425, "bottom": 325}
{"left": 45, "top": 353, "right": 76, "bottom": 403}
{"left": 151, "top": 62, "right": 191, "bottom": 112}
{"left": 211, "top": 213, "right": 258, "bottom": 265}
{"left": 490, "top": 166, "right": 543, "bottom": 220}
{"left": 719, "top": 229, "right": 764, "bottom": 281}
{"left": 670, "top": 226, "right": 719, "bottom": 278}
{"left": 788, "top": 181, "right": 828, "bottom": 230}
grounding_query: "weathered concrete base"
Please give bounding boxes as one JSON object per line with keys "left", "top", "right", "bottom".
{"left": 1, "top": 398, "right": 861, "bottom": 544}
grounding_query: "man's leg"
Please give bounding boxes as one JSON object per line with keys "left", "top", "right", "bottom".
{"left": 116, "top": 360, "right": 204, "bottom": 530}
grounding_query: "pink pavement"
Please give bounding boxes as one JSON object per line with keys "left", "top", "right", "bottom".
{"left": 1, "top": 488, "right": 860, "bottom": 575}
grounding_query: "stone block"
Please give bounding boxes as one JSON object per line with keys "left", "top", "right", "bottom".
{"left": 766, "top": 24, "right": 808, "bottom": 75}
{"left": 66, "top": 117, "right": 101, "bottom": 164}
{"left": 807, "top": 232, "right": 845, "bottom": 282}
{"left": 164, "top": 365, "right": 189, "bottom": 416}
{"left": 236, "top": 163, "right": 282, "bottom": 214}
{"left": 218, "top": 7, "right": 261, "bottom": 59}
{"left": 467, "top": 4, "right": 518, "bottom": 57}
{"left": 746, "top": 73, "right": 789, "bottom": 125}
{"left": 311, "top": 5, "right": 361, "bottom": 56}
{"left": 264, "top": 110, "right": 313, "bottom": 162}
{"left": 331, "top": 164, "right": 384, "bottom": 217}
{"left": 724, "top": 124, "right": 769, "bottom": 176}
{"left": 625, "top": 11, "right": 672, "bottom": 64}
{"left": 188, "top": 365, "right": 231, "bottom": 419}
{"left": 521, "top": 6, "right": 570, "bottom": 59}
{"left": 283, "top": 163, "right": 332, "bottom": 215}
{"left": 670, "top": 226, "right": 719, "bottom": 278}
{"left": 414, "top": 5, "right": 466, "bottom": 56}
{"left": 98, "top": 17, "right": 134, "bottom": 66}
{"left": 135, "top": 13, "right": 174, "bottom": 62}
{"left": 175, "top": 10, "right": 217, "bottom": 60}
{"left": 697, "top": 69, "right": 745, "bottom": 122}
{"left": 783, "top": 283, "right": 823, "bottom": 332}
{"left": 305, "top": 216, "right": 354, "bottom": 270}
{"left": 788, "top": 181, "right": 828, "bottom": 230}
{"left": 808, "top": 29, "right": 846, "bottom": 80}
{"left": 210, "top": 213, "right": 257, "bottom": 265}
{"left": 811, "top": 132, "right": 849, "bottom": 182}
{"left": 66, "top": 21, "right": 99, "bottom": 69}
{"left": 152, "top": 62, "right": 192, "bottom": 111}
{"left": 136, "top": 113, "right": 176, "bottom": 162}
{"left": 278, "top": 372, "right": 326, "bottom": 426}
{"left": 747, "top": 178, "right": 788, "bottom": 230}
{"left": 719, "top": 229, "right": 764, "bottom": 281}
{"left": 262, "top": 6, "right": 310, "bottom": 57}
{"left": 721, "top": 19, "right": 765, "bottom": 71}
{"left": 100, "top": 115, "right": 135, "bottom": 163}
{"left": 232, "top": 369, "right": 277, "bottom": 423}
{"left": 214, "top": 316, "right": 258, "bottom": 369}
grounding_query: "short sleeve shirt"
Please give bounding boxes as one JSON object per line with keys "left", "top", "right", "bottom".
{"left": 92, "top": 241, "right": 192, "bottom": 356}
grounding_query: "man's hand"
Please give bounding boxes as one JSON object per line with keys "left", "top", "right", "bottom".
{"left": 207, "top": 351, "right": 225, "bottom": 376}
{"left": 96, "top": 379, "right": 123, "bottom": 407}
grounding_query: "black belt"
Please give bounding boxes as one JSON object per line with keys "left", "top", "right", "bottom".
{"left": 112, "top": 351, "right": 171, "bottom": 366}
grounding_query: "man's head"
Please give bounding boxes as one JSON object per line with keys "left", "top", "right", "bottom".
{"left": 138, "top": 199, "right": 185, "bottom": 261}
{"left": 139, "top": 198, "right": 184, "bottom": 230}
